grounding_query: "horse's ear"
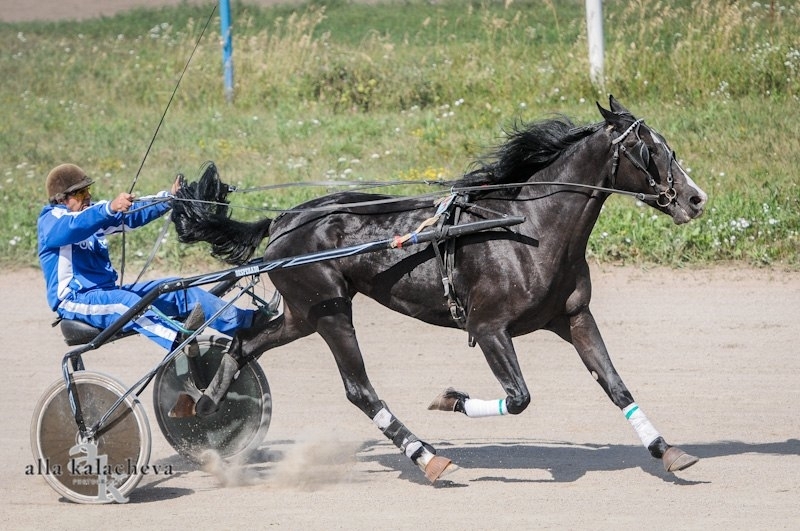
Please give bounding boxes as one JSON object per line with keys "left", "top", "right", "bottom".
{"left": 597, "top": 101, "right": 618, "bottom": 126}
{"left": 608, "top": 94, "right": 632, "bottom": 115}
{"left": 599, "top": 95, "right": 637, "bottom": 130}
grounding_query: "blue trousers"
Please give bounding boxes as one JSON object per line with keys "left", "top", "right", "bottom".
{"left": 57, "top": 277, "right": 254, "bottom": 350}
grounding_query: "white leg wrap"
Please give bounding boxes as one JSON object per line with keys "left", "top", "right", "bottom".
{"left": 372, "top": 407, "right": 392, "bottom": 430}
{"left": 623, "top": 403, "right": 661, "bottom": 448}
{"left": 464, "top": 398, "right": 508, "bottom": 418}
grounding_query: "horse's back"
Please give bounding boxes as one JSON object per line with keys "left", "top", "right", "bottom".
{"left": 266, "top": 191, "right": 438, "bottom": 252}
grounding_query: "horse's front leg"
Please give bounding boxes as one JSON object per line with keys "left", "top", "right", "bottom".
{"left": 314, "top": 296, "right": 457, "bottom": 483}
{"left": 566, "top": 308, "right": 698, "bottom": 472}
{"left": 429, "top": 328, "right": 531, "bottom": 417}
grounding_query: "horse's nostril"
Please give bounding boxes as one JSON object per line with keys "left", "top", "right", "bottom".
{"left": 690, "top": 195, "right": 705, "bottom": 206}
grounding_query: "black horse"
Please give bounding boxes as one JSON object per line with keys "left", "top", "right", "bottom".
{"left": 170, "top": 96, "right": 707, "bottom": 481}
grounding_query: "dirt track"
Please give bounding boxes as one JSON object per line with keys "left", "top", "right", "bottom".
{"left": 2, "top": 265, "right": 799, "bottom": 529}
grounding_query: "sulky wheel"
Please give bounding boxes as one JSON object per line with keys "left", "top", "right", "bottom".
{"left": 152, "top": 336, "right": 271, "bottom": 463}
{"left": 30, "top": 371, "right": 151, "bottom": 504}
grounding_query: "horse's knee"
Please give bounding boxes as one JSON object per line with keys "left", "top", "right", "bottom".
{"left": 344, "top": 388, "right": 364, "bottom": 408}
{"left": 342, "top": 382, "right": 376, "bottom": 415}
{"left": 505, "top": 392, "right": 531, "bottom": 415}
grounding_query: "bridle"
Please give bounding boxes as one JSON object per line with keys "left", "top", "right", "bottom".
{"left": 610, "top": 118, "right": 677, "bottom": 207}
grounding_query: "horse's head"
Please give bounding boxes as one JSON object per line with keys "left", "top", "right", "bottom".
{"left": 597, "top": 95, "right": 707, "bottom": 224}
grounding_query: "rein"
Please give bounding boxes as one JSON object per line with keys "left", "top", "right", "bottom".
{"left": 133, "top": 117, "right": 677, "bottom": 217}
{"left": 230, "top": 179, "right": 452, "bottom": 194}
{"left": 449, "top": 180, "right": 659, "bottom": 202}
{"left": 151, "top": 177, "right": 662, "bottom": 216}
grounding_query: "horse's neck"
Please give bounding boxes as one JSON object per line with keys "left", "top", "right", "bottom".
{"left": 518, "top": 137, "right": 612, "bottom": 254}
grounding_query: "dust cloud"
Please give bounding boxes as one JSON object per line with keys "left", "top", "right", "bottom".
{"left": 200, "top": 433, "right": 362, "bottom": 491}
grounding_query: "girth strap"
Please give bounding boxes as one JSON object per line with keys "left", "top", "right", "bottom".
{"left": 390, "top": 192, "right": 476, "bottom": 346}
{"left": 432, "top": 215, "right": 465, "bottom": 326}
{"left": 430, "top": 195, "right": 476, "bottom": 347}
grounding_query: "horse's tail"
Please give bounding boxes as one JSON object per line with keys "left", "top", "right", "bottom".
{"left": 171, "top": 162, "right": 272, "bottom": 265}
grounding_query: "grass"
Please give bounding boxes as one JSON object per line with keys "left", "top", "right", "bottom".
{"left": 1, "top": 0, "right": 798, "bottom": 272}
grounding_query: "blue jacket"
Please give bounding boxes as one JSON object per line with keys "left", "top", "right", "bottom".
{"left": 38, "top": 193, "right": 171, "bottom": 311}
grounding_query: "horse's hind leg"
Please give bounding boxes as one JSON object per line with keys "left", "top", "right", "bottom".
{"left": 171, "top": 302, "right": 315, "bottom": 418}
{"left": 564, "top": 308, "right": 699, "bottom": 472}
{"left": 312, "top": 296, "right": 456, "bottom": 482}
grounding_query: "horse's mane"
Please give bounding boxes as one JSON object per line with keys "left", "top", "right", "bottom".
{"left": 455, "top": 116, "right": 603, "bottom": 190}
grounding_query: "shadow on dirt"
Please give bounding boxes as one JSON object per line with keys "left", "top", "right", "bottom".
{"left": 122, "top": 437, "right": 800, "bottom": 500}
{"left": 359, "top": 438, "right": 800, "bottom": 487}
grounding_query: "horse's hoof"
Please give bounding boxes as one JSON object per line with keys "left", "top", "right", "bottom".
{"left": 168, "top": 393, "right": 196, "bottom": 418}
{"left": 428, "top": 387, "right": 469, "bottom": 412}
{"left": 424, "top": 455, "right": 459, "bottom": 482}
{"left": 662, "top": 446, "right": 699, "bottom": 472}
{"left": 195, "top": 394, "right": 219, "bottom": 417}
{"left": 183, "top": 303, "right": 206, "bottom": 335}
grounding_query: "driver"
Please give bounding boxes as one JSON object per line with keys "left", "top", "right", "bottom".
{"left": 37, "top": 163, "right": 259, "bottom": 350}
